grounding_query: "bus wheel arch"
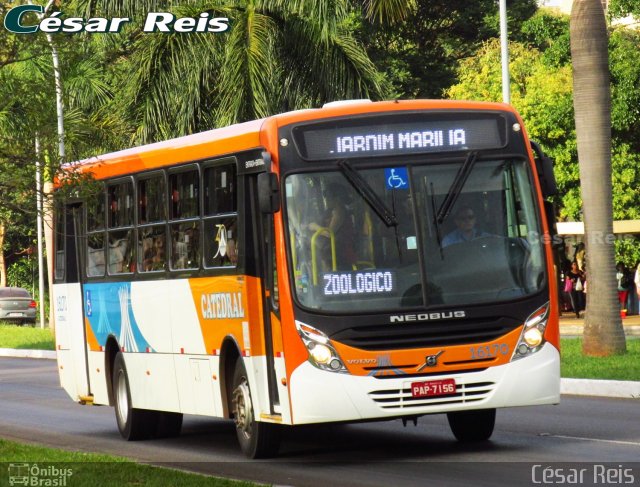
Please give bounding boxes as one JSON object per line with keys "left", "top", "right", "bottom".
{"left": 219, "top": 337, "right": 241, "bottom": 419}
{"left": 104, "top": 335, "right": 120, "bottom": 406}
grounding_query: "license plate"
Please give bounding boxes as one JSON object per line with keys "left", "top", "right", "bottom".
{"left": 411, "top": 378, "right": 456, "bottom": 398}
{"left": 8, "top": 312, "right": 25, "bottom": 317}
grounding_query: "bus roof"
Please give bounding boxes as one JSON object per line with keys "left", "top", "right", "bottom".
{"left": 64, "top": 99, "right": 515, "bottom": 181}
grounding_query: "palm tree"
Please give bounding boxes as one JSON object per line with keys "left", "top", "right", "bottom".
{"left": 570, "top": 0, "right": 626, "bottom": 355}
{"left": 73, "top": 0, "right": 396, "bottom": 144}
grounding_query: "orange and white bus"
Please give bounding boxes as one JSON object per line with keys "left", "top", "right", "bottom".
{"left": 53, "top": 99, "right": 560, "bottom": 458}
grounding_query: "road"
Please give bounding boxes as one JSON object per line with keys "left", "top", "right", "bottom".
{"left": 1, "top": 357, "right": 639, "bottom": 486}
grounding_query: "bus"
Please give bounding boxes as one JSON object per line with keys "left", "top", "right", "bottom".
{"left": 53, "top": 99, "right": 560, "bottom": 458}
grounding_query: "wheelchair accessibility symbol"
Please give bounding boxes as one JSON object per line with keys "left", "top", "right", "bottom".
{"left": 385, "top": 167, "right": 408, "bottom": 190}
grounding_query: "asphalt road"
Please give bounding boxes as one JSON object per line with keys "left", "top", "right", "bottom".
{"left": 1, "top": 357, "right": 639, "bottom": 487}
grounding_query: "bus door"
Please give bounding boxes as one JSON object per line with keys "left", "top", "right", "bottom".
{"left": 54, "top": 203, "right": 91, "bottom": 401}
{"left": 248, "top": 166, "right": 282, "bottom": 416}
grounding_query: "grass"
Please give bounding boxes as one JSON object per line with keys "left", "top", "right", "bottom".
{"left": 560, "top": 337, "right": 640, "bottom": 381}
{"left": 1, "top": 324, "right": 638, "bottom": 381}
{"left": 0, "top": 439, "right": 258, "bottom": 487}
{"left": 0, "top": 323, "right": 55, "bottom": 350}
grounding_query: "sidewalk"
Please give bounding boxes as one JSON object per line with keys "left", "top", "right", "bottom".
{"left": 560, "top": 312, "right": 640, "bottom": 337}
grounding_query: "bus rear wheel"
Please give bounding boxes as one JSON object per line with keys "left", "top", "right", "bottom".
{"left": 113, "top": 352, "right": 158, "bottom": 440}
{"left": 231, "top": 357, "right": 280, "bottom": 458}
{"left": 447, "top": 408, "right": 496, "bottom": 442}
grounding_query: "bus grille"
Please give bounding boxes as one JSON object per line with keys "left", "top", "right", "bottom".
{"left": 368, "top": 381, "right": 495, "bottom": 410}
{"left": 331, "top": 319, "right": 519, "bottom": 351}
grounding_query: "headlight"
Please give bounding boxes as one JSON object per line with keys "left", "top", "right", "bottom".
{"left": 512, "top": 303, "right": 549, "bottom": 361}
{"left": 295, "top": 320, "right": 347, "bottom": 373}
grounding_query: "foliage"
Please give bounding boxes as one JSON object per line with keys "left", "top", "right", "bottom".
{"left": 446, "top": 10, "right": 640, "bottom": 267}
{"left": 6, "top": 257, "right": 36, "bottom": 290}
{"left": 67, "top": 0, "right": 389, "bottom": 145}
{"left": 359, "top": 0, "right": 538, "bottom": 98}
{"left": 608, "top": 0, "right": 640, "bottom": 19}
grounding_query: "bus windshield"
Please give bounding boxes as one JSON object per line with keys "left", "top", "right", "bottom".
{"left": 285, "top": 158, "right": 546, "bottom": 312}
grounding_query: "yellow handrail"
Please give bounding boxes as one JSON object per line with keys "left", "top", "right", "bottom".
{"left": 311, "top": 227, "right": 336, "bottom": 285}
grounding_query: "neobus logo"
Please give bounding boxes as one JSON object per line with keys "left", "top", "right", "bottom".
{"left": 390, "top": 311, "right": 466, "bottom": 323}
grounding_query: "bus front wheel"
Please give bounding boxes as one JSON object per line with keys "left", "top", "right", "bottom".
{"left": 447, "top": 408, "right": 496, "bottom": 442}
{"left": 113, "top": 352, "right": 158, "bottom": 440}
{"left": 231, "top": 357, "right": 280, "bottom": 458}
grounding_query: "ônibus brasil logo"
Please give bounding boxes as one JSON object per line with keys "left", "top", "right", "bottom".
{"left": 3, "top": 5, "right": 230, "bottom": 34}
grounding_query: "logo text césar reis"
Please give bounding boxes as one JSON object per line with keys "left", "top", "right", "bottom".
{"left": 4, "top": 6, "right": 230, "bottom": 34}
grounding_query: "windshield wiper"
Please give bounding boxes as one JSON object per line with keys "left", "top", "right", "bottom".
{"left": 338, "top": 160, "right": 398, "bottom": 227}
{"left": 436, "top": 151, "right": 478, "bottom": 224}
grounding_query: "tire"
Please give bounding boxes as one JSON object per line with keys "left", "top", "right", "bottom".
{"left": 447, "top": 408, "right": 496, "bottom": 442}
{"left": 231, "top": 356, "right": 280, "bottom": 458}
{"left": 112, "top": 352, "right": 158, "bottom": 440}
{"left": 156, "top": 411, "right": 183, "bottom": 438}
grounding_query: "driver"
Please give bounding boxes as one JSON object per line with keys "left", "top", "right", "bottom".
{"left": 441, "top": 206, "right": 491, "bottom": 247}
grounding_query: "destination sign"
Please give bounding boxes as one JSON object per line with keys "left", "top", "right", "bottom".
{"left": 292, "top": 113, "right": 506, "bottom": 160}
{"left": 322, "top": 270, "right": 396, "bottom": 296}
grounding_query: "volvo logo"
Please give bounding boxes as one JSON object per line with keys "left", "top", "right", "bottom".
{"left": 416, "top": 350, "right": 444, "bottom": 372}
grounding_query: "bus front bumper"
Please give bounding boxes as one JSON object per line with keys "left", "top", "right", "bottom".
{"left": 288, "top": 342, "right": 560, "bottom": 424}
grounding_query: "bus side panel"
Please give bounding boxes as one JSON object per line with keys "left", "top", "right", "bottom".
{"left": 169, "top": 279, "right": 219, "bottom": 416}
{"left": 86, "top": 351, "right": 109, "bottom": 405}
{"left": 53, "top": 283, "right": 89, "bottom": 402}
{"left": 130, "top": 281, "right": 181, "bottom": 412}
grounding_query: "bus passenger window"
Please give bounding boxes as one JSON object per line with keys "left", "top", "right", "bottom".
{"left": 138, "top": 175, "right": 166, "bottom": 224}
{"left": 87, "top": 233, "right": 106, "bottom": 277}
{"left": 170, "top": 222, "right": 200, "bottom": 270}
{"left": 203, "top": 162, "right": 238, "bottom": 269}
{"left": 54, "top": 208, "right": 65, "bottom": 280}
{"left": 204, "top": 217, "right": 237, "bottom": 267}
{"left": 108, "top": 230, "right": 133, "bottom": 274}
{"left": 170, "top": 169, "right": 199, "bottom": 220}
{"left": 108, "top": 182, "right": 134, "bottom": 228}
{"left": 139, "top": 225, "right": 166, "bottom": 272}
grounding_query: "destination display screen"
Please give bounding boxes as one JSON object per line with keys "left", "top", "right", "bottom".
{"left": 322, "top": 270, "right": 396, "bottom": 297}
{"left": 292, "top": 113, "right": 506, "bottom": 160}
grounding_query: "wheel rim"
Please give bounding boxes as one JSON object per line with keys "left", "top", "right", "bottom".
{"left": 232, "top": 377, "right": 253, "bottom": 440}
{"left": 116, "top": 370, "right": 129, "bottom": 425}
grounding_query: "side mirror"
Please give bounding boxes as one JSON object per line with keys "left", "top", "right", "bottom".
{"left": 530, "top": 141, "right": 558, "bottom": 198}
{"left": 258, "top": 172, "right": 280, "bottom": 214}
{"left": 544, "top": 200, "right": 557, "bottom": 233}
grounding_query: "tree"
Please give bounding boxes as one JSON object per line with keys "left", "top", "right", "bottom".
{"left": 73, "top": 0, "right": 390, "bottom": 144}
{"left": 359, "top": 0, "right": 538, "bottom": 98}
{"left": 570, "top": 0, "right": 625, "bottom": 356}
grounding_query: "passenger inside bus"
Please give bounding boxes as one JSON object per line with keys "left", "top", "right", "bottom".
{"left": 306, "top": 183, "right": 357, "bottom": 271}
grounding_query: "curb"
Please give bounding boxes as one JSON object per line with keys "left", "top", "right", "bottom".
{"left": 0, "top": 348, "right": 57, "bottom": 360}
{"left": 1, "top": 348, "right": 638, "bottom": 399}
{"left": 561, "top": 378, "right": 640, "bottom": 399}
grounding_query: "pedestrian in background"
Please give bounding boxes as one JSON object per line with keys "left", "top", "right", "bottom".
{"left": 616, "top": 262, "right": 631, "bottom": 310}
{"left": 566, "top": 261, "right": 585, "bottom": 318}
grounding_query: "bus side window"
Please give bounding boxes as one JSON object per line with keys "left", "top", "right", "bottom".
{"left": 54, "top": 206, "right": 65, "bottom": 281}
{"left": 171, "top": 222, "right": 200, "bottom": 270}
{"left": 203, "top": 162, "right": 238, "bottom": 268}
{"left": 85, "top": 186, "right": 106, "bottom": 278}
{"left": 107, "top": 180, "right": 134, "bottom": 275}
{"left": 138, "top": 175, "right": 167, "bottom": 273}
